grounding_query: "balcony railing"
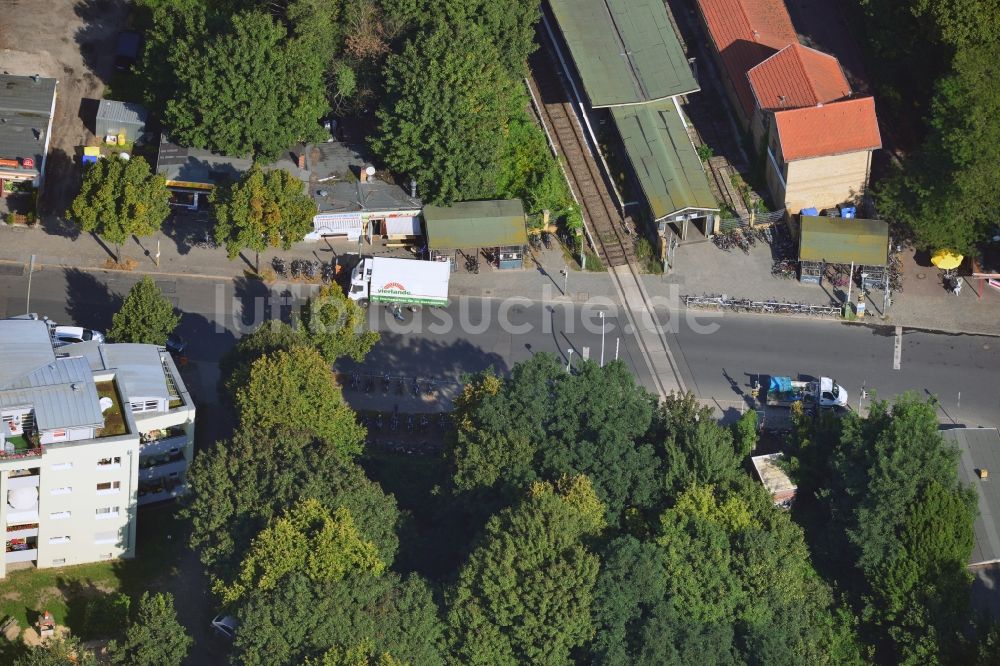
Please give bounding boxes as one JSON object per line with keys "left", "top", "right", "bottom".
{"left": 1, "top": 432, "right": 42, "bottom": 461}
{"left": 6, "top": 548, "right": 37, "bottom": 564}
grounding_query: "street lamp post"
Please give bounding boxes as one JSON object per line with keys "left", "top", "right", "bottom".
{"left": 599, "top": 311, "right": 605, "bottom": 367}
{"left": 25, "top": 254, "right": 36, "bottom": 315}
{"left": 566, "top": 348, "right": 574, "bottom": 373}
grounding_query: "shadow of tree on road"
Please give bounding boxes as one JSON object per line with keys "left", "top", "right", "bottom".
{"left": 63, "top": 267, "right": 122, "bottom": 331}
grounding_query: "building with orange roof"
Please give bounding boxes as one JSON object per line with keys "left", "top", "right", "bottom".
{"left": 692, "top": 0, "right": 881, "bottom": 213}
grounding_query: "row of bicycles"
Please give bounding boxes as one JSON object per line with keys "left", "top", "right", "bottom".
{"left": 271, "top": 257, "right": 338, "bottom": 283}
{"left": 683, "top": 294, "right": 841, "bottom": 317}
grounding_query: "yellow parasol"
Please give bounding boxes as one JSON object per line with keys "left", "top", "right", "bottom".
{"left": 931, "top": 250, "right": 963, "bottom": 270}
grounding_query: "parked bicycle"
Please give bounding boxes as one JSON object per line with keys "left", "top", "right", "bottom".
{"left": 271, "top": 256, "right": 286, "bottom": 277}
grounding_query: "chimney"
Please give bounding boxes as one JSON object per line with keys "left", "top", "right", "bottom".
{"left": 297, "top": 152, "right": 306, "bottom": 169}
{"left": 410, "top": 178, "right": 417, "bottom": 198}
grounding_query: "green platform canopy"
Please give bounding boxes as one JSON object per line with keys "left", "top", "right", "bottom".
{"left": 799, "top": 216, "right": 889, "bottom": 266}
{"left": 612, "top": 102, "right": 717, "bottom": 220}
{"left": 423, "top": 200, "right": 528, "bottom": 250}
{"left": 548, "top": 0, "right": 699, "bottom": 107}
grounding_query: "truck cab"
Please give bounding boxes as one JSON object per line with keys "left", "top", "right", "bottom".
{"left": 817, "top": 377, "right": 848, "bottom": 408}
{"left": 348, "top": 259, "right": 372, "bottom": 304}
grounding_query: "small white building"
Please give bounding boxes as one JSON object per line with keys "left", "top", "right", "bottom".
{"left": 751, "top": 453, "right": 797, "bottom": 509}
{"left": 0, "top": 320, "right": 195, "bottom": 578}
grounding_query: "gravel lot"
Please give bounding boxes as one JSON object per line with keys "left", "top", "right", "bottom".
{"left": 0, "top": 0, "right": 128, "bottom": 222}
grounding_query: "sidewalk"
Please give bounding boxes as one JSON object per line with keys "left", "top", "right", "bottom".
{"left": 1, "top": 222, "right": 996, "bottom": 336}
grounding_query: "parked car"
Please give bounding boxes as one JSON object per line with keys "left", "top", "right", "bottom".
{"left": 165, "top": 333, "right": 187, "bottom": 356}
{"left": 211, "top": 615, "right": 238, "bottom": 640}
{"left": 115, "top": 31, "right": 142, "bottom": 71}
{"left": 52, "top": 326, "right": 105, "bottom": 346}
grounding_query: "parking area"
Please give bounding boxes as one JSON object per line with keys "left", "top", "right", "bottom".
{"left": 0, "top": 0, "right": 129, "bottom": 221}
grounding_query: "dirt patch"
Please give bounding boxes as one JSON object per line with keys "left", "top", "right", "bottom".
{"left": 1, "top": 591, "right": 22, "bottom": 601}
{"left": 0, "top": 0, "right": 130, "bottom": 220}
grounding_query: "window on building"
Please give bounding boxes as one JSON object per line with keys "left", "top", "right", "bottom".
{"left": 51, "top": 558, "right": 66, "bottom": 565}
{"left": 97, "top": 456, "right": 122, "bottom": 468}
{"left": 95, "top": 506, "right": 120, "bottom": 520}
{"left": 51, "top": 462, "right": 72, "bottom": 471}
{"left": 129, "top": 400, "right": 161, "bottom": 413}
{"left": 48, "top": 511, "right": 71, "bottom": 520}
{"left": 50, "top": 487, "right": 72, "bottom": 495}
{"left": 94, "top": 531, "right": 118, "bottom": 545}
{"left": 48, "top": 536, "right": 70, "bottom": 545}
{"left": 96, "top": 481, "right": 121, "bottom": 494}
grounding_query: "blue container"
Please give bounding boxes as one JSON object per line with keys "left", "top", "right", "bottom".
{"left": 840, "top": 206, "right": 856, "bottom": 218}
{"left": 800, "top": 207, "right": 819, "bottom": 217}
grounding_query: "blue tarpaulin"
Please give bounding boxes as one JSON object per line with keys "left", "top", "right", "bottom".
{"left": 770, "top": 376, "right": 793, "bottom": 393}
{"left": 800, "top": 207, "right": 819, "bottom": 217}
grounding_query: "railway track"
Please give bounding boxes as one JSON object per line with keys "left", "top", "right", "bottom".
{"left": 526, "top": 44, "right": 633, "bottom": 268}
{"left": 527, "top": 28, "right": 687, "bottom": 398}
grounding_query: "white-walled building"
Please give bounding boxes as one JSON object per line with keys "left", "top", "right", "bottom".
{"left": 0, "top": 320, "right": 195, "bottom": 578}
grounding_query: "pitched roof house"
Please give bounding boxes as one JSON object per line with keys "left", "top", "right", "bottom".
{"left": 693, "top": 0, "right": 881, "bottom": 213}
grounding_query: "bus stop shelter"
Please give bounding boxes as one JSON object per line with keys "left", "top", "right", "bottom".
{"left": 798, "top": 216, "right": 889, "bottom": 285}
{"left": 423, "top": 200, "right": 528, "bottom": 270}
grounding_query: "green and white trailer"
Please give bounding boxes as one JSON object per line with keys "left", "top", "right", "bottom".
{"left": 348, "top": 256, "right": 450, "bottom": 307}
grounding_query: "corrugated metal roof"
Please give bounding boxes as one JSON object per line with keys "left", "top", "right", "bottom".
{"left": 0, "top": 356, "right": 103, "bottom": 430}
{"left": 798, "top": 216, "right": 888, "bottom": 266}
{"left": 611, "top": 102, "right": 717, "bottom": 220}
{"left": 423, "top": 200, "right": 528, "bottom": 250}
{"left": 96, "top": 99, "right": 148, "bottom": 127}
{"left": 549, "top": 0, "right": 698, "bottom": 107}
{"left": 944, "top": 428, "right": 1000, "bottom": 566}
{"left": 0, "top": 75, "right": 57, "bottom": 179}
{"left": 0, "top": 320, "right": 56, "bottom": 388}
{"left": 102, "top": 344, "right": 170, "bottom": 401}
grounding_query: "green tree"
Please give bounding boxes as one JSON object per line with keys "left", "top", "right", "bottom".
{"left": 732, "top": 409, "right": 758, "bottom": 460}
{"left": 107, "top": 592, "right": 191, "bottom": 666}
{"left": 82, "top": 592, "right": 130, "bottom": 639}
{"left": 218, "top": 498, "right": 384, "bottom": 604}
{"left": 372, "top": 22, "right": 518, "bottom": 204}
{"left": 109, "top": 276, "right": 181, "bottom": 345}
{"left": 302, "top": 284, "right": 380, "bottom": 363}
{"left": 218, "top": 320, "right": 306, "bottom": 398}
{"left": 212, "top": 165, "right": 317, "bottom": 261}
{"left": 67, "top": 156, "right": 170, "bottom": 261}
{"left": 164, "top": 11, "right": 328, "bottom": 159}
{"left": 183, "top": 426, "right": 399, "bottom": 582}
{"left": 446, "top": 355, "right": 658, "bottom": 525}
{"left": 234, "top": 346, "right": 365, "bottom": 456}
{"left": 446, "top": 476, "right": 604, "bottom": 665}
{"left": 648, "top": 392, "right": 743, "bottom": 500}
{"left": 15, "top": 637, "right": 97, "bottom": 666}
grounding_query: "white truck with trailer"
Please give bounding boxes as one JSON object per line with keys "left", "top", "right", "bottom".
{"left": 348, "top": 256, "right": 450, "bottom": 308}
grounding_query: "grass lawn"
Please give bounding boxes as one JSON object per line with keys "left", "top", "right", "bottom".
{"left": 95, "top": 380, "right": 127, "bottom": 437}
{"left": 0, "top": 504, "right": 191, "bottom": 640}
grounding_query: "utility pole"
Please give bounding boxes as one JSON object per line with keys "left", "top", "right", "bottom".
{"left": 615, "top": 337, "right": 619, "bottom": 362}
{"left": 155, "top": 240, "right": 161, "bottom": 267}
{"left": 25, "top": 255, "right": 35, "bottom": 315}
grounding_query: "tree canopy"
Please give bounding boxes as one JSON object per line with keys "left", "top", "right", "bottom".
{"left": 109, "top": 276, "right": 181, "bottom": 345}
{"left": 211, "top": 165, "right": 317, "bottom": 259}
{"left": 163, "top": 11, "right": 328, "bottom": 159}
{"left": 67, "top": 156, "right": 169, "bottom": 257}
{"left": 234, "top": 345, "right": 365, "bottom": 456}
{"left": 302, "top": 285, "right": 380, "bottom": 363}
{"left": 371, "top": 22, "right": 518, "bottom": 204}
{"left": 446, "top": 476, "right": 604, "bottom": 665}
{"left": 107, "top": 592, "right": 191, "bottom": 666}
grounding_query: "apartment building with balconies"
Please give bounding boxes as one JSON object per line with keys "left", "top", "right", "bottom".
{"left": 0, "top": 319, "right": 195, "bottom": 578}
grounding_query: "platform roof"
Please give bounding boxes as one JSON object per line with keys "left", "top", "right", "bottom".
{"left": 423, "top": 200, "right": 527, "bottom": 250}
{"left": 611, "top": 102, "right": 717, "bottom": 220}
{"left": 798, "top": 216, "right": 888, "bottom": 266}
{"left": 548, "top": 0, "right": 698, "bottom": 107}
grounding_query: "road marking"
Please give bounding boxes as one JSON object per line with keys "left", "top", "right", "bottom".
{"left": 893, "top": 326, "right": 902, "bottom": 370}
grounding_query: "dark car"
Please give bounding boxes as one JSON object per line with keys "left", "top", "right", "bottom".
{"left": 114, "top": 31, "right": 142, "bottom": 71}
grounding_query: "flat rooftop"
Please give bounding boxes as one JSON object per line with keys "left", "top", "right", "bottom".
{"left": 0, "top": 74, "right": 57, "bottom": 180}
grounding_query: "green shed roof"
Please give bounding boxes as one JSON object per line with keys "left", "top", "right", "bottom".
{"left": 423, "top": 200, "right": 528, "bottom": 250}
{"left": 612, "top": 102, "right": 718, "bottom": 220}
{"left": 548, "top": 0, "right": 699, "bottom": 107}
{"left": 798, "top": 216, "right": 889, "bottom": 266}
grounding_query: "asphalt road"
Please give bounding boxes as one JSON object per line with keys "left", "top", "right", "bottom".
{"left": 0, "top": 267, "right": 996, "bottom": 426}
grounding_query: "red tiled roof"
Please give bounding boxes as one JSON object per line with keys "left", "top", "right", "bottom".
{"left": 748, "top": 44, "right": 850, "bottom": 111}
{"left": 774, "top": 97, "right": 882, "bottom": 161}
{"left": 695, "top": 0, "right": 798, "bottom": 117}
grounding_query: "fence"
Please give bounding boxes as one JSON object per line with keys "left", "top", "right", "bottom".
{"left": 717, "top": 209, "right": 786, "bottom": 232}
{"left": 683, "top": 294, "right": 841, "bottom": 317}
